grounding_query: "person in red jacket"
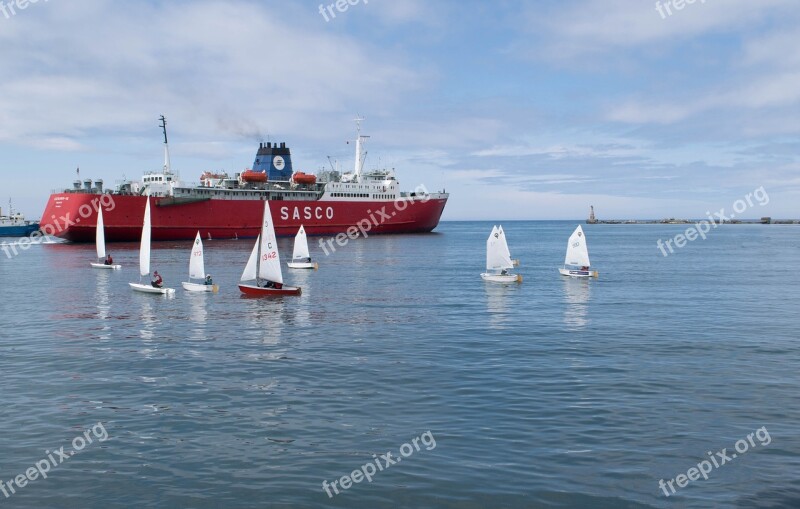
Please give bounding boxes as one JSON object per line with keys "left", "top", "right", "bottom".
{"left": 151, "top": 271, "right": 163, "bottom": 288}
{"left": 104, "top": 254, "right": 114, "bottom": 265}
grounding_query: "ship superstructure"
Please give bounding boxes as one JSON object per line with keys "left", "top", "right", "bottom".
{"left": 39, "top": 117, "right": 448, "bottom": 242}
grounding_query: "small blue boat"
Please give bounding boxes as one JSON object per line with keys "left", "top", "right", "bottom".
{"left": 0, "top": 204, "right": 40, "bottom": 237}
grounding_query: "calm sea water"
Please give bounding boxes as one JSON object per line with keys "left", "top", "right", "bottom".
{"left": 1, "top": 221, "right": 799, "bottom": 509}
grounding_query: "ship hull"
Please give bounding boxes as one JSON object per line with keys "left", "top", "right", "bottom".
{"left": 0, "top": 224, "right": 40, "bottom": 237}
{"left": 39, "top": 193, "right": 448, "bottom": 242}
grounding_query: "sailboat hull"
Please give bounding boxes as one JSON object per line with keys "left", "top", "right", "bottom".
{"left": 130, "top": 282, "right": 176, "bottom": 295}
{"left": 287, "top": 261, "right": 318, "bottom": 270}
{"left": 481, "top": 273, "right": 522, "bottom": 284}
{"left": 182, "top": 281, "right": 219, "bottom": 293}
{"left": 90, "top": 262, "right": 121, "bottom": 270}
{"left": 558, "top": 268, "right": 598, "bottom": 278}
{"left": 238, "top": 283, "right": 301, "bottom": 296}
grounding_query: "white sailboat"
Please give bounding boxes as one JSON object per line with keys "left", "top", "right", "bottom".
{"left": 239, "top": 201, "right": 301, "bottom": 296}
{"left": 497, "top": 225, "right": 520, "bottom": 267}
{"left": 558, "top": 225, "right": 599, "bottom": 278}
{"left": 129, "top": 196, "right": 175, "bottom": 295}
{"left": 182, "top": 231, "right": 219, "bottom": 293}
{"left": 287, "top": 225, "right": 318, "bottom": 270}
{"left": 481, "top": 225, "right": 522, "bottom": 284}
{"left": 90, "top": 206, "right": 121, "bottom": 269}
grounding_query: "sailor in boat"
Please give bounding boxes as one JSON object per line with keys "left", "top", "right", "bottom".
{"left": 151, "top": 271, "right": 164, "bottom": 288}
{"left": 299, "top": 257, "right": 311, "bottom": 263}
{"left": 501, "top": 269, "right": 508, "bottom": 275}
{"left": 204, "top": 275, "right": 213, "bottom": 286}
{"left": 104, "top": 254, "right": 114, "bottom": 266}
{"left": 261, "top": 279, "right": 283, "bottom": 290}
{"left": 580, "top": 266, "right": 589, "bottom": 272}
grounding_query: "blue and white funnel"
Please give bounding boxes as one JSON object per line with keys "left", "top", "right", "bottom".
{"left": 252, "top": 142, "right": 293, "bottom": 181}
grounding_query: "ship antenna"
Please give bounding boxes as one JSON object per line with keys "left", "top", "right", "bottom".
{"left": 354, "top": 115, "right": 364, "bottom": 136}
{"left": 353, "top": 115, "right": 369, "bottom": 181}
{"left": 159, "top": 115, "right": 171, "bottom": 174}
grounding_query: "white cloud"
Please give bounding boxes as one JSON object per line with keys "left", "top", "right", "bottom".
{"left": 608, "top": 70, "right": 800, "bottom": 125}
{"left": 0, "top": 0, "right": 420, "bottom": 145}
{"left": 1, "top": 0, "right": 798, "bottom": 221}
{"left": 524, "top": 0, "right": 797, "bottom": 60}
{"left": 364, "top": 0, "right": 437, "bottom": 25}
{"left": 472, "top": 142, "right": 642, "bottom": 160}
{"left": 742, "top": 29, "right": 800, "bottom": 68}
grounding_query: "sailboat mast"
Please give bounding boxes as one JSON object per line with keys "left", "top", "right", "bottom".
{"left": 256, "top": 203, "right": 266, "bottom": 281}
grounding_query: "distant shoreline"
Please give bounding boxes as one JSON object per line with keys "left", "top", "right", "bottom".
{"left": 587, "top": 218, "right": 797, "bottom": 225}
{"left": 440, "top": 219, "right": 799, "bottom": 224}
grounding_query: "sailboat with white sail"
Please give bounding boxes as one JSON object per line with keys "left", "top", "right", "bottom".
{"left": 90, "top": 206, "right": 121, "bottom": 269}
{"left": 497, "top": 225, "right": 520, "bottom": 267}
{"left": 182, "top": 231, "right": 219, "bottom": 292}
{"left": 481, "top": 225, "right": 522, "bottom": 284}
{"left": 238, "top": 201, "right": 301, "bottom": 296}
{"left": 129, "top": 196, "right": 175, "bottom": 295}
{"left": 558, "top": 225, "right": 599, "bottom": 278}
{"left": 287, "top": 225, "right": 318, "bottom": 269}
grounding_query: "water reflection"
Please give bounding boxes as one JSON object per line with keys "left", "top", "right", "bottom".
{"left": 288, "top": 269, "right": 312, "bottom": 328}
{"left": 484, "top": 284, "right": 510, "bottom": 329}
{"left": 348, "top": 236, "right": 372, "bottom": 306}
{"left": 562, "top": 278, "right": 591, "bottom": 329}
{"left": 137, "top": 295, "right": 156, "bottom": 341}
{"left": 95, "top": 270, "right": 111, "bottom": 340}
{"left": 187, "top": 292, "right": 209, "bottom": 341}
{"left": 242, "top": 297, "right": 285, "bottom": 346}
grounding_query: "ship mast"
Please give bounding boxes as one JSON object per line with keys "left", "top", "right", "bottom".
{"left": 159, "top": 115, "right": 171, "bottom": 174}
{"left": 353, "top": 116, "right": 369, "bottom": 182}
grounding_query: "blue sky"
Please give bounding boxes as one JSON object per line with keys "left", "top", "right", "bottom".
{"left": 1, "top": 0, "right": 798, "bottom": 220}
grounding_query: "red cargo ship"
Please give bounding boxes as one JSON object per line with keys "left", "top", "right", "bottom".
{"left": 39, "top": 117, "right": 448, "bottom": 242}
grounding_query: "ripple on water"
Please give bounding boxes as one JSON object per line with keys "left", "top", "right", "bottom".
{"left": 0, "top": 223, "right": 799, "bottom": 508}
